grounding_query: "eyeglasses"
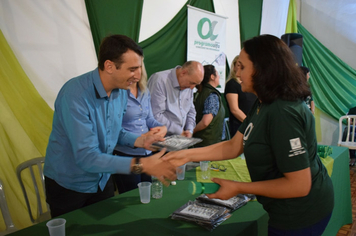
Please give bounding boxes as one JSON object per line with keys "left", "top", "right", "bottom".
{"left": 210, "top": 163, "right": 227, "bottom": 172}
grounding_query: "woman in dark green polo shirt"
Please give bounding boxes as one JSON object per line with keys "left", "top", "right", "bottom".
{"left": 163, "top": 34, "right": 334, "bottom": 236}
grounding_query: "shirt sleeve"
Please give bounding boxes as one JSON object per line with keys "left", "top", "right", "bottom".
{"left": 224, "top": 79, "right": 241, "bottom": 95}
{"left": 202, "top": 93, "right": 219, "bottom": 117}
{"left": 145, "top": 90, "right": 163, "bottom": 128}
{"left": 184, "top": 98, "right": 196, "bottom": 133}
{"left": 268, "top": 104, "right": 310, "bottom": 173}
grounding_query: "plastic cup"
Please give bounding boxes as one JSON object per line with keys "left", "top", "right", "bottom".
{"left": 200, "top": 161, "right": 210, "bottom": 179}
{"left": 46, "top": 218, "right": 66, "bottom": 236}
{"left": 137, "top": 182, "right": 151, "bottom": 204}
{"left": 176, "top": 164, "right": 186, "bottom": 180}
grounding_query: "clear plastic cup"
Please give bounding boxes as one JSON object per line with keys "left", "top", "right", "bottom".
{"left": 176, "top": 164, "right": 186, "bottom": 180}
{"left": 137, "top": 182, "right": 151, "bottom": 204}
{"left": 46, "top": 218, "right": 66, "bottom": 236}
{"left": 200, "top": 161, "right": 210, "bottom": 179}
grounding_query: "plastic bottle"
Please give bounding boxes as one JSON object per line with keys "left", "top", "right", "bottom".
{"left": 151, "top": 176, "right": 163, "bottom": 199}
{"left": 188, "top": 181, "right": 220, "bottom": 195}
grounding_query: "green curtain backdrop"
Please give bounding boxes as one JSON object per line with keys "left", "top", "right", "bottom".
{"left": 0, "top": 29, "right": 53, "bottom": 229}
{"left": 85, "top": 0, "right": 144, "bottom": 56}
{"left": 238, "top": 0, "right": 263, "bottom": 45}
{"left": 139, "top": 0, "right": 214, "bottom": 78}
{"left": 285, "top": 0, "right": 298, "bottom": 33}
{"left": 298, "top": 22, "right": 356, "bottom": 120}
{"left": 85, "top": 0, "right": 214, "bottom": 79}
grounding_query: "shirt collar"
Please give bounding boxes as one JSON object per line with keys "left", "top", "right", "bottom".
{"left": 93, "top": 68, "right": 108, "bottom": 98}
{"left": 171, "top": 66, "right": 181, "bottom": 89}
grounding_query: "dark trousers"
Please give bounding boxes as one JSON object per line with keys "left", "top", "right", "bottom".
{"left": 45, "top": 177, "right": 114, "bottom": 218}
{"left": 267, "top": 213, "right": 332, "bottom": 236}
{"left": 112, "top": 150, "right": 152, "bottom": 194}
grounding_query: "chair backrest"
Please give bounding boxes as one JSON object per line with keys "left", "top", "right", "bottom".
{"left": 0, "top": 179, "right": 17, "bottom": 235}
{"left": 16, "top": 157, "right": 51, "bottom": 224}
{"left": 338, "top": 115, "right": 356, "bottom": 150}
{"left": 222, "top": 117, "right": 231, "bottom": 141}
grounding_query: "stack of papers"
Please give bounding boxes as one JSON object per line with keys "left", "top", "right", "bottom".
{"left": 171, "top": 194, "right": 255, "bottom": 231}
{"left": 171, "top": 201, "right": 231, "bottom": 231}
{"left": 152, "top": 135, "right": 202, "bottom": 151}
{"left": 196, "top": 194, "right": 254, "bottom": 212}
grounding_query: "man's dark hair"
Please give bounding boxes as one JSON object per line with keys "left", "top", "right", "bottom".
{"left": 243, "top": 34, "right": 311, "bottom": 104}
{"left": 98, "top": 35, "right": 143, "bottom": 70}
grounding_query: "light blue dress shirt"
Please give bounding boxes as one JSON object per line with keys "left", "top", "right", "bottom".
{"left": 114, "top": 88, "right": 162, "bottom": 155}
{"left": 44, "top": 68, "right": 139, "bottom": 193}
{"left": 147, "top": 66, "right": 196, "bottom": 135}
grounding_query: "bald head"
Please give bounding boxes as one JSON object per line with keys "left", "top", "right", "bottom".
{"left": 177, "top": 61, "right": 204, "bottom": 90}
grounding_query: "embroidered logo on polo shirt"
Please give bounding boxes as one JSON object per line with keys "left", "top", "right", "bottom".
{"left": 288, "top": 137, "right": 306, "bottom": 157}
{"left": 243, "top": 123, "right": 254, "bottom": 146}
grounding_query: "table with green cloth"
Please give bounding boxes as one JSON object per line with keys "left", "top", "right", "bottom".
{"left": 8, "top": 146, "right": 351, "bottom": 236}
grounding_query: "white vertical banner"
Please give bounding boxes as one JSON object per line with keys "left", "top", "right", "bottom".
{"left": 187, "top": 5, "right": 227, "bottom": 93}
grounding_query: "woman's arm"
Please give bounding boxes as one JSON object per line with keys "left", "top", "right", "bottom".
{"left": 226, "top": 93, "right": 246, "bottom": 122}
{"left": 193, "top": 114, "right": 213, "bottom": 133}
{"left": 208, "top": 167, "right": 312, "bottom": 200}
{"left": 162, "top": 131, "right": 244, "bottom": 166}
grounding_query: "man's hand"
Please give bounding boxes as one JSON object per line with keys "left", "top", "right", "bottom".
{"left": 141, "top": 149, "right": 176, "bottom": 186}
{"left": 134, "top": 134, "right": 165, "bottom": 151}
{"left": 181, "top": 130, "right": 192, "bottom": 138}
{"left": 161, "top": 149, "right": 190, "bottom": 167}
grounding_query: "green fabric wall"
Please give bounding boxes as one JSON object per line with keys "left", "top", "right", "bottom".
{"left": 298, "top": 22, "right": 356, "bottom": 120}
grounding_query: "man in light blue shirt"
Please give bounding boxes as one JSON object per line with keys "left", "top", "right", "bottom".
{"left": 44, "top": 35, "right": 176, "bottom": 218}
{"left": 147, "top": 61, "right": 204, "bottom": 137}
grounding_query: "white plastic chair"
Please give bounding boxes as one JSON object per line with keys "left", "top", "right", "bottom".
{"left": 0, "top": 179, "right": 17, "bottom": 235}
{"left": 16, "top": 157, "right": 51, "bottom": 224}
{"left": 338, "top": 115, "right": 356, "bottom": 150}
{"left": 222, "top": 117, "right": 231, "bottom": 140}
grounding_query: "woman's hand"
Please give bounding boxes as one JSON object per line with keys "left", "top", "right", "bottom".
{"left": 149, "top": 126, "right": 167, "bottom": 138}
{"left": 206, "top": 178, "right": 240, "bottom": 200}
{"left": 161, "top": 149, "right": 191, "bottom": 167}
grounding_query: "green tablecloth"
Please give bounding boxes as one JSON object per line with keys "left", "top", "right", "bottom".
{"left": 8, "top": 146, "right": 351, "bottom": 236}
{"left": 8, "top": 170, "right": 269, "bottom": 236}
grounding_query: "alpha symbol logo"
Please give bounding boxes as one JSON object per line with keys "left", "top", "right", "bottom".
{"left": 197, "top": 18, "right": 218, "bottom": 41}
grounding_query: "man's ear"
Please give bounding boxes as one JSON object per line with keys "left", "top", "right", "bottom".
{"left": 104, "top": 60, "right": 114, "bottom": 74}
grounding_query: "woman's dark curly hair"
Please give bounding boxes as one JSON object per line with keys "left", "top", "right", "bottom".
{"left": 243, "top": 34, "right": 311, "bottom": 104}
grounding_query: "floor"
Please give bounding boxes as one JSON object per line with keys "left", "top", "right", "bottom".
{"left": 336, "top": 164, "right": 356, "bottom": 236}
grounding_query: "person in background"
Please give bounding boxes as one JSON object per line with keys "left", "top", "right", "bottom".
{"left": 193, "top": 64, "right": 225, "bottom": 147}
{"left": 163, "top": 35, "right": 334, "bottom": 236}
{"left": 224, "top": 55, "right": 257, "bottom": 137}
{"left": 147, "top": 61, "right": 204, "bottom": 137}
{"left": 44, "top": 35, "right": 176, "bottom": 218}
{"left": 300, "top": 66, "right": 315, "bottom": 114}
{"left": 112, "top": 59, "right": 167, "bottom": 194}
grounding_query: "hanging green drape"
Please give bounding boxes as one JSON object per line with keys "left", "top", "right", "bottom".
{"left": 285, "top": 0, "right": 298, "bottom": 33}
{"left": 139, "top": 0, "right": 214, "bottom": 78}
{"left": 298, "top": 22, "right": 356, "bottom": 120}
{"left": 238, "top": 0, "right": 263, "bottom": 45}
{"left": 85, "top": 0, "right": 144, "bottom": 56}
{"left": 85, "top": 0, "right": 214, "bottom": 79}
{"left": 0, "top": 29, "right": 53, "bottom": 229}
